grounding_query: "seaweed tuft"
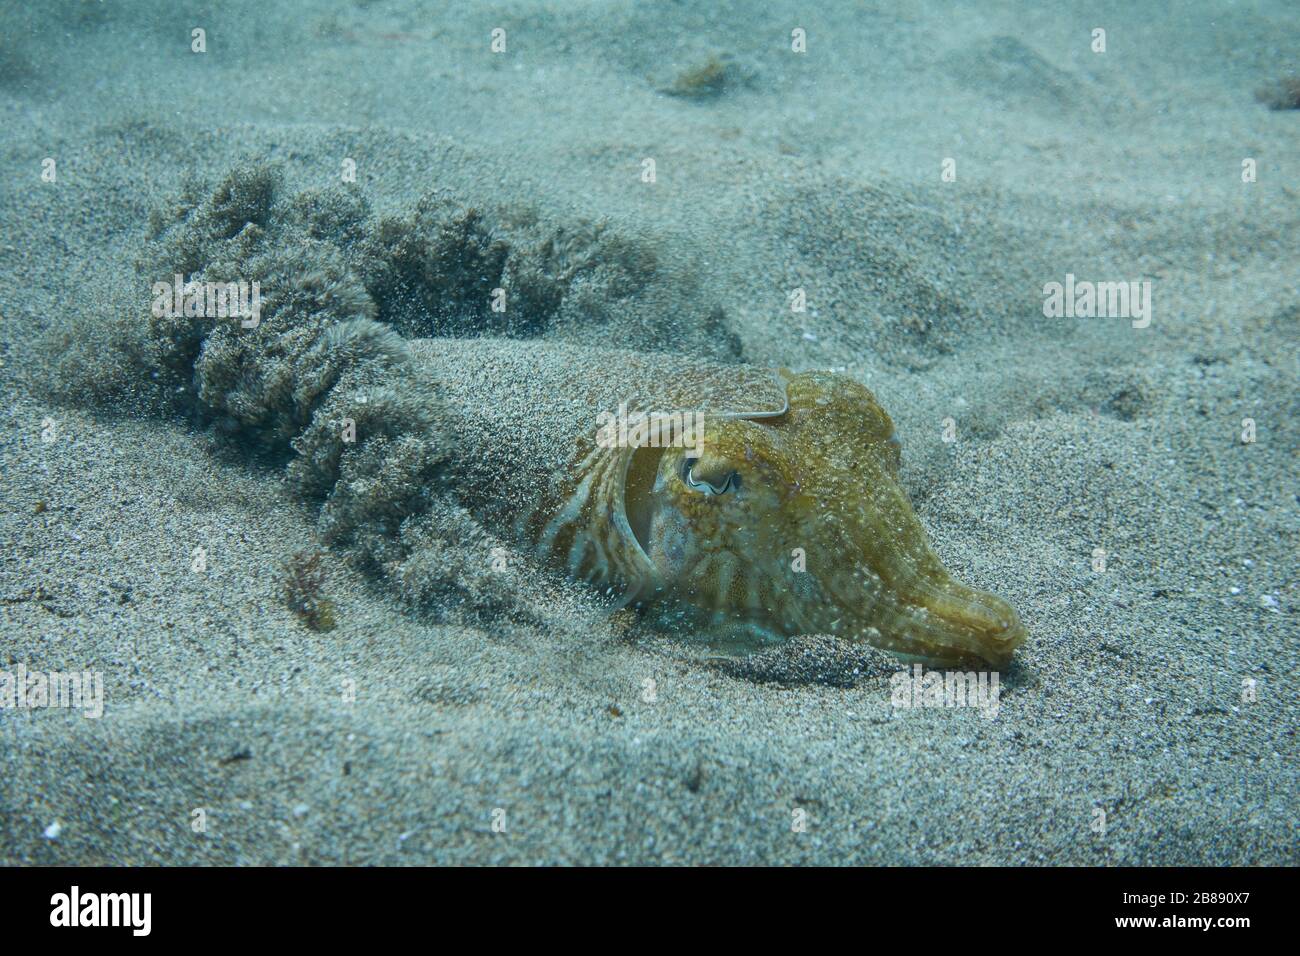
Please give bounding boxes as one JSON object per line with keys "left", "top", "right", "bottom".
{"left": 282, "top": 549, "right": 337, "bottom": 632}
{"left": 385, "top": 498, "right": 533, "bottom": 624}
{"left": 659, "top": 53, "right": 738, "bottom": 100}
{"left": 361, "top": 196, "right": 510, "bottom": 337}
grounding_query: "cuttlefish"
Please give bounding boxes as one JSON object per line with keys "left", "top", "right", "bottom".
{"left": 412, "top": 339, "right": 1027, "bottom": 669}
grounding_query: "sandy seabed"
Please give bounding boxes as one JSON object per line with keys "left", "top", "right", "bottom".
{"left": 0, "top": 0, "right": 1296, "bottom": 865}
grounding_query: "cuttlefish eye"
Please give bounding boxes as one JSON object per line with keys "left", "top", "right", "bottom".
{"left": 681, "top": 457, "right": 740, "bottom": 495}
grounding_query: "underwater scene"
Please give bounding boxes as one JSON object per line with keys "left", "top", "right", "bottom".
{"left": 0, "top": 0, "right": 1296, "bottom": 869}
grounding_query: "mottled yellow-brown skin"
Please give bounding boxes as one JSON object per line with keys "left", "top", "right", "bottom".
{"left": 628, "top": 370, "right": 1027, "bottom": 668}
